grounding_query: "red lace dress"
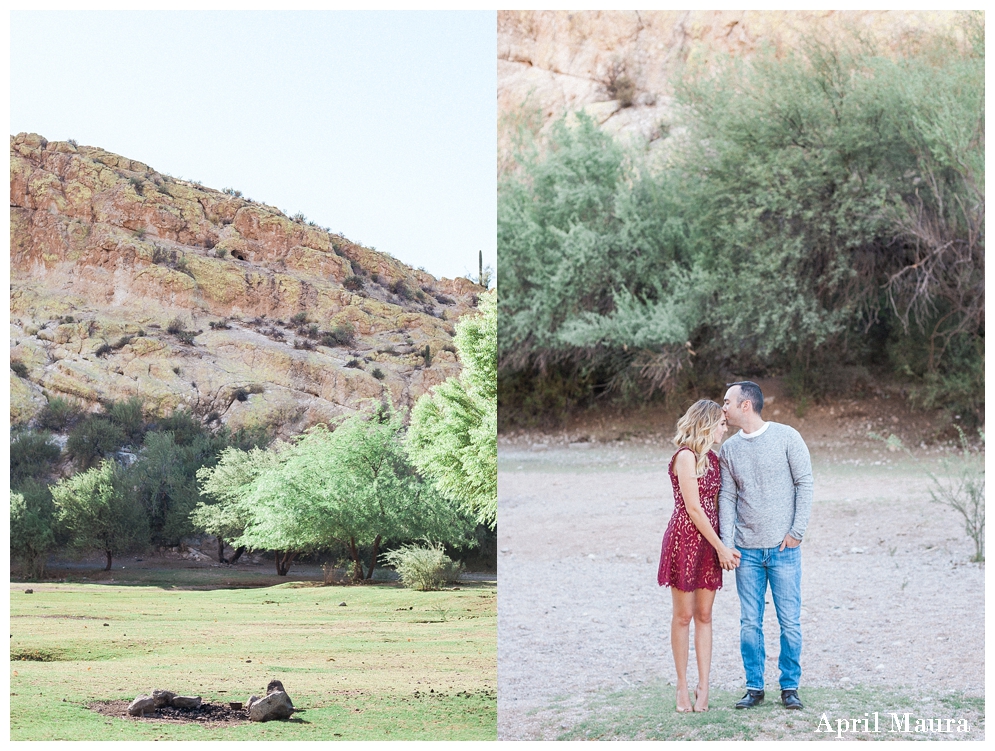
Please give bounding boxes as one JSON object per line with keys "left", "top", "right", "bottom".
{"left": 657, "top": 447, "right": 723, "bottom": 592}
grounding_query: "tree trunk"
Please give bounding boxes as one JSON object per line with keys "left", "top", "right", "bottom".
{"left": 228, "top": 546, "right": 246, "bottom": 564}
{"left": 275, "top": 552, "right": 282, "bottom": 576}
{"left": 105, "top": 550, "right": 112, "bottom": 571}
{"left": 365, "top": 534, "right": 382, "bottom": 580}
{"left": 348, "top": 537, "right": 365, "bottom": 581}
{"left": 218, "top": 537, "right": 227, "bottom": 563}
{"left": 276, "top": 550, "right": 297, "bottom": 576}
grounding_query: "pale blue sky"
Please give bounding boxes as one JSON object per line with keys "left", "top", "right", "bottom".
{"left": 10, "top": 11, "right": 496, "bottom": 283}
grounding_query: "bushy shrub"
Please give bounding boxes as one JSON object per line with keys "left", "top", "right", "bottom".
{"left": 343, "top": 275, "right": 365, "bottom": 292}
{"left": 320, "top": 323, "right": 356, "bottom": 348}
{"left": 105, "top": 396, "right": 145, "bottom": 440}
{"left": 499, "top": 18, "right": 984, "bottom": 417}
{"left": 371, "top": 367, "right": 386, "bottom": 380}
{"left": 11, "top": 359, "right": 29, "bottom": 378}
{"left": 166, "top": 317, "right": 185, "bottom": 335}
{"left": 36, "top": 397, "right": 85, "bottom": 432}
{"left": 66, "top": 417, "right": 127, "bottom": 469}
{"left": 153, "top": 408, "right": 203, "bottom": 446}
{"left": 382, "top": 542, "right": 462, "bottom": 591}
{"left": 390, "top": 280, "right": 413, "bottom": 300}
{"left": 11, "top": 431, "right": 62, "bottom": 486}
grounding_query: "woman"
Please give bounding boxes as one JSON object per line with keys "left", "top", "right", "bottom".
{"left": 657, "top": 399, "right": 739, "bottom": 712}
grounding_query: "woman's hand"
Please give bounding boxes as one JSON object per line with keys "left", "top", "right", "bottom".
{"left": 717, "top": 544, "right": 741, "bottom": 570}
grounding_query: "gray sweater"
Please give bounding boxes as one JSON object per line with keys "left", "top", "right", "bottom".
{"left": 718, "top": 422, "right": 813, "bottom": 549}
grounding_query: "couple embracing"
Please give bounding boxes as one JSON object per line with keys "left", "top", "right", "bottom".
{"left": 657, "top": 381, "right": 813, "bottom": 712}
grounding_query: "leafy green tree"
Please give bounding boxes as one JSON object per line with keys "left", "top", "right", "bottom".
{"left": 191, "top": 444, "right": 283, "bottom": 564}
{"left": 407, "top": 290, "right": 497, "bottom": 527}
{"left": 51, "top": 460, "right": 148, "bottom": 570}
{"left": 10, "top": 484, "right": 56, "bottom": 580}
{"left": 130, "top": 413, "right": 269, "bottom": 548}
{"left": 197, "top": 404, "right": 475, "bottom": 579}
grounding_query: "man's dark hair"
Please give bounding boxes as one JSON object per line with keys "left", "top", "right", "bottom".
{"left": 728, "top": 381, "right": 764, "bottom": 415}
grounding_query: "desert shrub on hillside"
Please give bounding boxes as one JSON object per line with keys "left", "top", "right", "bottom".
{"left": 10, "top": 431, "right": 62, "bottom": 487}
{"left": 343, "top": 275, "right": 365, "bottom": 291}
{"left": 36, "top": 397, "right": 86, "bottom": 432}
{"left": 11, "top": 359, "right": 29, "bottom": 378}
{"left": 66, "top": 417, "right": 128, "bottom": 469}
{"left": 320, "top": 323, "right": 356, "bottom": 348}
{"left": 105, "top": 397, "right": 146, "bottom": 441}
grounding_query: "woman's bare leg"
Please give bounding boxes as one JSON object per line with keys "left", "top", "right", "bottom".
{"left": 692, "top": 588, "right": 716, "bottom": 711}
{"left": 671, "top": 588, "right": 695, "bottom": 711}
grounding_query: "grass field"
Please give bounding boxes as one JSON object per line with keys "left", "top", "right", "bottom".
{"left": 9, "top": 576, "right": 496, "bottom": 741}
{"left": 549, "top": 683, "right": 985, "bottom": 741}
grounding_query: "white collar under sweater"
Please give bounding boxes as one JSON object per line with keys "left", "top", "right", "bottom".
{"left": 738, "top": 421, "right": 770, "bottom": 439}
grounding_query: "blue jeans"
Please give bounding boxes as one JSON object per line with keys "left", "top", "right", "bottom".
{"left": 735, "top": 545, "right": 802, "bottom": 691}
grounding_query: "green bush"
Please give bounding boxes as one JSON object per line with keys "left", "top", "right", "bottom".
{"left": 36, "top": 397, "right": 85, "bottom": 432}
{"left": 320, "top": 323, "right": 356, "bottom": 348}
{"left": 371, "top": 367, "right": 386, "bottom": 380}
{"left": 66, "top": 417, "right": 127, "bottom": 469}
{"left": 498, "top": 18, "right": 984, "bottom": 416}
{"left": 343, "top": 275, "right": 365, "bottom": 292}
{"left": 10, "top": 431, "right": 62, "bottom": 486}
{"left": 154, "top": 409, "right": 204, "bottom": 446}
{"left": 382, "top": 542, "right": 463, "bottom": 591}
{"left": 105, "top": 396, "right": 146, "bottom": 441}
{"left": 11, "top": 359, "right": 29, "bottom": 378}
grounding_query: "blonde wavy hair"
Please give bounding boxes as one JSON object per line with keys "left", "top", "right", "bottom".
{"left": 672, "top": 399, "right": 724, "bottom": 476}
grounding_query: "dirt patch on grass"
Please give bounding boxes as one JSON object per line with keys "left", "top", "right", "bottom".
{"left": 91, "top": 700, "right": 252, "bottom": 726}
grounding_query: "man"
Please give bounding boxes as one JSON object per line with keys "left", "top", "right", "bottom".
{"left": 718, "top": 381, "right": 813, "bottom": 711}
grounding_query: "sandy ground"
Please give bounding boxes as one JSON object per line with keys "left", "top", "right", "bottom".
{"left": 496, "top": 402, "right": 985, "bottom": 740}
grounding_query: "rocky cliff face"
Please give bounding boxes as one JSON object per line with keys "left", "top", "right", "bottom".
{"left": 10, "top": 133, "right": 484, "bottom": 433}
{"left": 498, "top": 10, "right": 962, "bottom": 156}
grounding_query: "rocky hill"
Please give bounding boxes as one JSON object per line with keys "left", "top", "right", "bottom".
{"left": 10, "top": 132, "right": 484, "bottom": 434}
{"left": 498, "top": 10, "right": 963, "bottom": 157}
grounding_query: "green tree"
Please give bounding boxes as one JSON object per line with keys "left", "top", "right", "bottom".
{"left": 10, "top": 484, "right": 56, "bottom": 580}
{"left": 198, "top": 404, "right": 475, "bottom": 579}
{"left": 407, "top": 290, "right": 497, "bottom": 527}
{"left": 130, "top": 412, "right": 268, "bottom": 548}
{"left": 191, "top": 444, "right": 282, "bottom": 564}
{"left": 51, "top": 460, "right": 148, "bottom": 570}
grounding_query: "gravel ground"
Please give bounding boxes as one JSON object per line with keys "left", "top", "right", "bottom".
{"left": 496, "top": 432, "right": 985, "bottom": 740}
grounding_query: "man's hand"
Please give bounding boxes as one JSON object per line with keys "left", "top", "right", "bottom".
{"left": 779, "top": 534, "right": 801, "bottom": 551}
{"left": 718, "top": 545, "right": 742, "bottom": 570}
